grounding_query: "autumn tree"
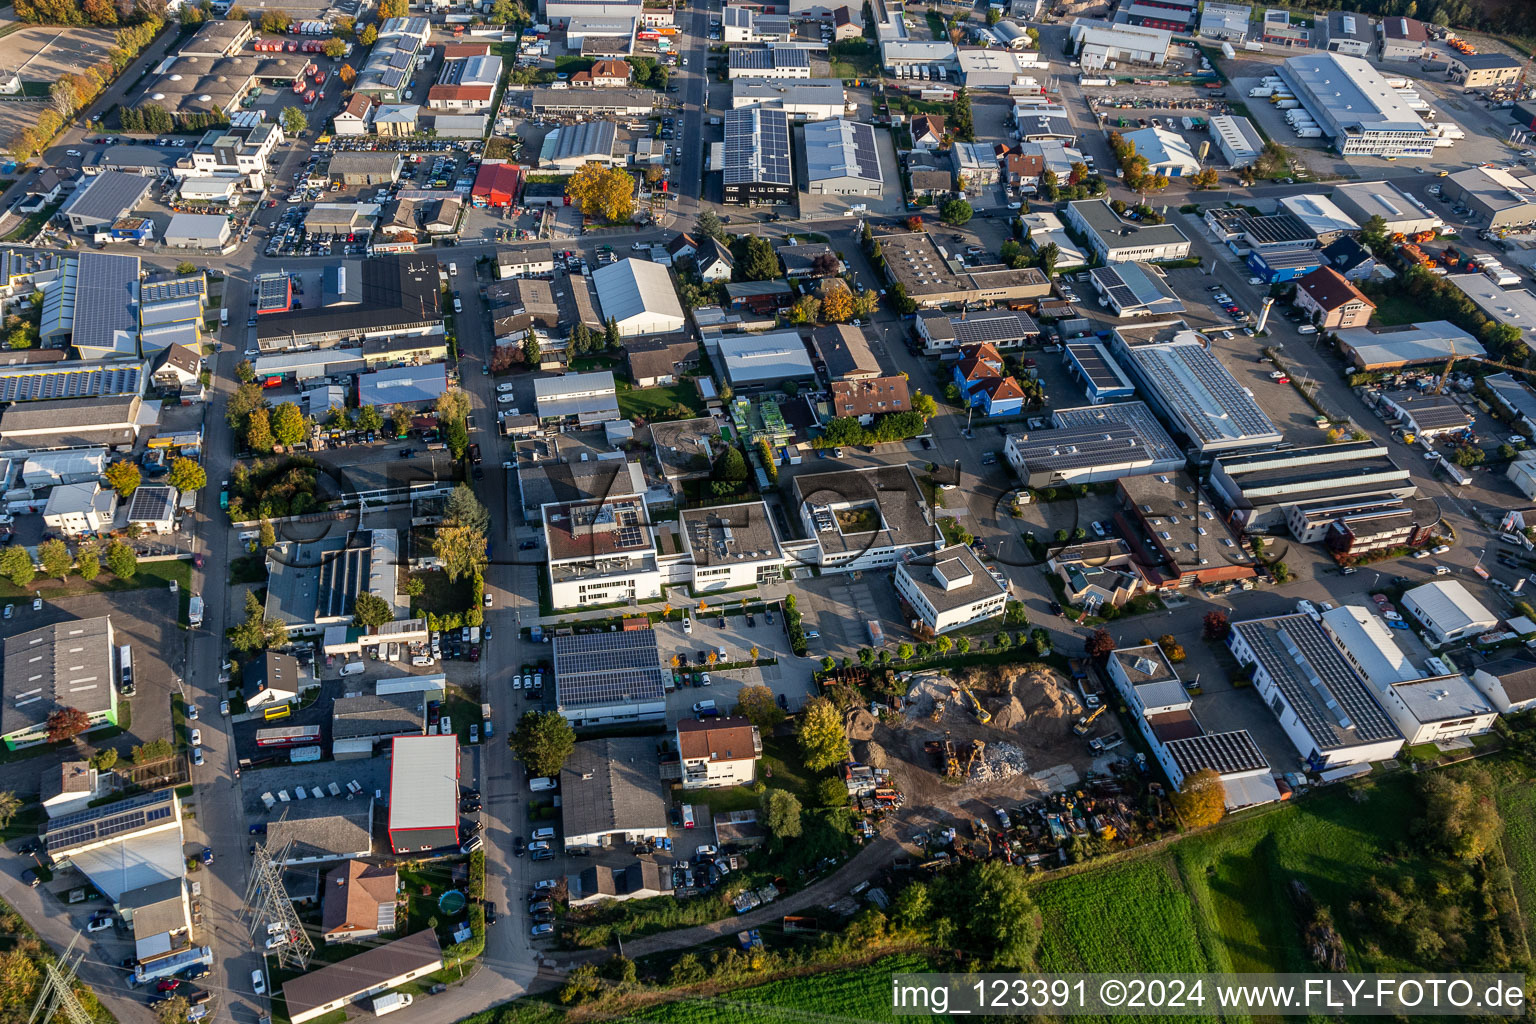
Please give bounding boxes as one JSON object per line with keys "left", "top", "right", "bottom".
{"left": 245, "top": 406, "right": 275, "bottom": 453}
{"left": 820, "top": 279, "right": 854, "bottom": 323}
{"left": 281, "top": 106, "right": 308, "bottom": 137}
{"left": 565, "top": 164, "right": 636, "bottom": 223}
{"left": 359, "top": 21, "right": 378, "bottom": 44}
{"left": 38, "top": 539, "right": 71, "bottom": 581}
{"left": 104, "top": 460, "right": 141, "bottom": 497}
{"left": 1171, "top": 769, "right": 1226, "bottom": 828}
{"left": 271, "top": 402, "right": 307, "bottom": 448}
{"left": 733, "top": 683, "right": 784, "bottom": 730}
{"left": 1190, "top": 167, "right": 1220, "bottom": 189}
{"left": 1417, "top": 767, "right": 1503, "bottom": 862}
{"left": 46, "top": 707, "right": 92, "bottom": 744}
{"left": 76, "top": 541, "right": 100, "bottom": 582}
{"left": 168, "top": 457, "right": 207, "bottom": 493}
{"left": 1203, "top": 611, "right": 1229, "bottom": 642}
{"left": 789, "top": 293, "right": 820, "bottom": 324}
{"left": 797, "top": 696, "right": 850, "bottom": 771}
{"left": 339, "top": 63, "right": 357, "bottom": 85}
{"left": 1085, "top": 628, "right": 1115, "bottom": 660}
{"left": 434, "top": 523, "right": 487, "bottom": 582}
{"left": 323, "top": 36, "right": 347, "bottom": 58}
{"left": 509, "top": 709, "right": 576, "bottom": 777}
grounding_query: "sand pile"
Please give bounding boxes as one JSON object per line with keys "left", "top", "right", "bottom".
{"left": 966, "top": 664, "right": 1078, "bottom": 730}
{"left": 903, "top": 671, "right": 956, "bottom": 719}
{"left": 845, "top": 708, "right": 877, "bottom": 741}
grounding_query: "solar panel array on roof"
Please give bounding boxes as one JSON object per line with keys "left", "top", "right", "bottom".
{"left": 1122, "top": 334, "right": 1278, "bottom": 445}
{"left": 257, "top": 273, "right": 291, "bottom": 312}
{"left": 72, "top": 253, "right": 140, "bottom": 358}
{"left": 45, "top": 789, "right": 175, "bottom": 852}
{"left": 723, "top": 107, "right": 791, "bottom": 186}
{"left": 553, "top": 629, "right": 667, "bottom": 710}
{"left": 1164, "top": 730, "right": 1268, "bottom": 776}
{"left": 1065, "top": 343, "right": 1124, "bottom": 390}
{"left": 948, "top": 311, "right": 1038, "bottom": 346}
{"left": 0, "top": 363, "right": 143, "bottom": 402}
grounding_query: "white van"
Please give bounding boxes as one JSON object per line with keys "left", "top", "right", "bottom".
{"left": 692, "top": 700, "right": 716, "bottom": 715}
{"left": 529, "top": 777, "right": 558, "bottom": 792}
{"left": 340, "top": 660, "right": 365, "bottom": 676}
{"left": 530, "top": 826, "right": 556, "bottom": 843}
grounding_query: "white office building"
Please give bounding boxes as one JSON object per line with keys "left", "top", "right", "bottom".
{"left": 893, "top": 544, "right": 1008, "bottom": 634}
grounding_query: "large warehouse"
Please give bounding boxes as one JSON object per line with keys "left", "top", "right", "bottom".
{"left": 802, "top": 119, "right": 883, "bottom": 196}
{"left": 731, "top": 78, "right": 849, "bottom": 120}
{"left": 1275, "top": 52, "right": 1434, "bottom": 158}
{"left": 591, "top": 258, "right": 686, "bottom": 336}
{"left": 386, "top": 735, "right": 459, "bottom": 854}
{"left": 722, "top": 106, "right": 793, "bottom": 206}
{"left": 714, "top": 330, "right": 817, "bottom": 387}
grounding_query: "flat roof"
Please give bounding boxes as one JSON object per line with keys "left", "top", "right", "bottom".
{"left": 681, "top": 501, "right": 782, "bottom": 566}
{"left": 1121, "top": 470, "right": 1254, "bottom": 570}
{"left": 265, "top": 801, "right": 373, "bottom": 861}
{"left": 1213, "top": 441, "right": 1409, "bottom": 506}
{"left": 1280, "top": 194, "right": 1358, "bottom": 237}
{"left": 2, "top": 615, "right": 114, "bottom": 737}
{"left": 898, "top": 543, "right": 1005, "bottom": 612}
{"left": 1120, "top": 126, "right": 1197, "bottom": 169}
{"left": 717, "top": 330, "right": 816, "bottom": 384}
{"left": 357, "top": 362, "right": 448, "bottom": 407}
{"left": 732, "top": 78, "right": 846, "bottom": 107}
{"left": 1064, "top": 343, "right": 1135, "bottom": 392}
{"left": 1068, "top": 199, "right": 1191, "bottom": 250}
{"left": 560, "top": 736, "right": 667, "bottom": 837}
{"left": 387, "top": 735, "right": 459, "bottom": 832}
{"left": 1450, "top": 275, "right": 1536, "bottom": 339}
{"left": 918, "top": 309, "right": 1039, "bottom": 345}
{"left": 1393, "top": 675, "right": 1494, "bottom": 723}
{"left": 724, "top": 106, "right": 792, "bottom": 187}
{"left": 1008, "top": 401, "right": 1182, "bottom": 475}
{"left": 1331, "top": 179, "right": 1438, "bottom": 225}
{"left": 1231, "top": 612, "right": 1402, "bottom": 751}
{"left": 553, "top": 629, "right": 667, "bottom": 710}
{"left": 1112, "top": 323, "right": 1281, "bottom": 449}
{"left": 0, "top": 359, "right": 145, "bottom": 402}
{"left": 880, "top": 231, "right": 1049, "bottom": 299}
{"left": 793, "top": 464, "right": 936, "bottom": 555}
{"left": 1090, "top": 261, "right": 1184, "bottom": 314}
{"left": 544, "top": 494, "right": 652, "bottom": 561}
{"left": 255, "top": 255, "right": 441, "bottom": 344}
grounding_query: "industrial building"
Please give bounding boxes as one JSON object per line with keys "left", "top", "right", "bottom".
{"left": 793, "top": 465, "right": 940, "bottom": 573}
{"left": 263, "top": 531, "right": 405, "bottom": 635}
{"left": 1319, "top": 10, "right": 1372, "bottom": 54}
{"left": 386, "top": 734, "right": 459, "bottom": 853}
{"left": 1061, "top": 342, "right": 1136, "bottom": 404}
{"left": 1330, "top": 179, "right": 1442, "bottom": 236}
{"left": 956, "top": 47, "right": 1041, "bottom": 90}
{"left": 1065, "top": 200, "right": 1191, "bottom": 263}
{"left": 1446, "top": 51, "right": 1523, "bottom": 89}
{"left": 356, "top": 363, "right": 449, "bottom": 409}
{"left": 0, "top": 616, "right": 118, "bottom": 749}
{"left": 552, "top": 629, "right": 669, "bottom": 726}
{"left": 0, "top": 395, "right": 152, "bottom": 451}
{"left": 1489, "top": 373, "right": 1536, "bottom": 443}
{"left": 1285, "top": 494, "right": 1439, "bottom": 555}
{"left": 1088, "top": 262, "right": 1185, "bottom": 317}
{"left": 1377, "top": 15, "right": 1428, "bottom": 60}
{"left": 802, "top": 119, "right": 883, "bottom": 195}
{"left": 1450, "top": 276, "right": 1536, "bottom": 347}
{"left": 1401, "top": 580, "right": 1499, "bottom": 644}
{"left": 879, "top": 231, "right": 1051, "bottom": 308}
{"left": 1003, "top": 401, "right": 1182, "bottom": 487}
{"left": 59, "top": 172, "right": 152, "bottom": 235}
{"left": 916, "top": 309, "right": 1041, "bottom": 354}
{"left": 561, "top": 737, "right": 669, "bottom": 848}
{"left": 1228, "top": 612, "right": 1404, "bottom": 768}
{"left": 1442, "top": 165, "right": 1536, "bottom": 232}
{"left": 254, "top": 256, "right": 442, "bottom": 354}
{"left": 1279, "top": 194, "right": 1358, "bottom": 244}
{"left": 713, "top": 331, "right": 817, "bottom": 388}
{"left": 1068, "top": 18, "right": 1171, "bottom": 66}
{"left": 533, "top": 371, "right": 619, "bottom": 425}
{"left": 591, "top": 258, "right": 686, "bottom": 336}
{"left": 1275, "top": 53, "right": 1434, "bottom": 158}
{"left": 1019, "top": 210, "right": 1087, "bottom": 268}
{"left": 726, "top": 47, "right": 813, "bottom": 79}
{"left": 529, "top": 88, "right": 656, "bottom": 117}
{"left": 731, "top": 78, "right": 849, "bottom": 120}
{"left": 1198, "top": 2, "right": 1252, "bottom": 40}
{"left": 0, "top": 360, "right": 145, "bottom": 403}
{"left": 162, "top": 213, "right": 230, "bottom": 250}
{"left": 1119, "top": 126, "right": 1201, "bottom": 177}
{"left": 721, "top": 106, "right": 794, "bottom": 205}
{"left": 1206, "top": 114, "right": 1265, "bottom": 168}
{"left": 282, "top": 931, "right": 443, "bottom": 1024}
{"left": 1334, "top": 321, "right": 1483, "bottom": 371}
{"left": 1108, "top": 321, "right": 1282, "bottom": 455}
{"left": 893, "top": 544, "right": 1008, "bottom": 634}
{"left": 1246, "top": 247, "right": 1325, "bottom": 285}
{"left": 680, "top": 501, "right": 785, "bottom": 593}
{"left": 1116, "top": 471, "right": 1257, "bottom": 589}
{"left": 538, "top": 120, "right": 621, "bottom": 169}
{"left": 1208, "top": 440, "right": 1416, "bottom": 534}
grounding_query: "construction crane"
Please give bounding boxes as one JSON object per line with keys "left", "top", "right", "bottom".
{"left": 1072, "top": 705, "right": 1107, "bottom": 736}
{"left": 1433, "top": 343, "right": 1536, "bottom": 396}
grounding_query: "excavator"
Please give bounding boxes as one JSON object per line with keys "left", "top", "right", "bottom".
{"left": 957, "top": 683, "right": 991, "bottom": 725}
{"left": 1072, "top": 705, "right": 1107, "bottom": 736}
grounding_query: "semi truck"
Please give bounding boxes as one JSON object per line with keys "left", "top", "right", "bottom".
{"left": 372, "top": 994, "right": 413, "bottom": 1016}
{"left": 868, "top": 621, "right": 885, "bottom": 646}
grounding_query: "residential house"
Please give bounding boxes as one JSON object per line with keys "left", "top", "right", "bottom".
{"left": 666, "top": 233, "right": 699, "bottom": 263}
{"left": 676, "top": 716, "right": 762, "bottom": 788}
{"left": 320, "top": 862, "right": 398, "bottom": 945}
{"left": 334, "top": 94, "right": 376, "bottom": 135}
{"left": 906, "top": 151, "right": 953, "bottom": 196}
{"left": 694, "top": 235, "right": 734, "bottom": 283}
{"left": 911, "top": 114, "right": 946, "bottom": 149}
{"left": 951, "top": 342, "right": 1026, "bottom": 417}
{"left": 625, "top": 337, "right": 699, "bottom": 387}
{"left": 571, "top": 59, "right": 632, "bottom": 87}
{"left": 1294, "top": 266, "right": 1375, "bottom": 330}
{"left": 830, "top": 376, "right": 911, "bottom": 424}
{"left": 244, "top": 650, "right": 303, "bottom": 710}
{"left": 1471, "top": 655, "right": 1536, "bottom": 714}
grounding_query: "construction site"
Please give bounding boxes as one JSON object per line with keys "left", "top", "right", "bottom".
{"left": 825, "top": 659, "right": 1183, "bottom": 869}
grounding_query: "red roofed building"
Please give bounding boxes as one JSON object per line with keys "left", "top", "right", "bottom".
{"left": 1295, "top": 266, "right": 1375, "bottom": 330}
{"left": 472, "top": 163, "right": 523, "bottom": 208}
{"left": 951, "top": 342, "right": 1025, "bottom": 416}
{"left": 333, "top": 93, "right": 375, "bottom": 136}
{"left": 440, "top": 41, "right": 492, "bottom": 58}
{"left": 1003, "top": 150, "right": 1044, "bottom": 189}
{"left": 830, "top": 376, "right": 911, "bottom": 424}
{"left": 426, "top": 84, "right": 494, "bottom": 112}
{"left": 571, "top": 59, "right": 632, "bottom": 88}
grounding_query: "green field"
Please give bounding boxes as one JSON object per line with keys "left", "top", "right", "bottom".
{"left": 1494, "top": 761, "right": 1536, "bottom": 951}
{"left": 629, "top": 955, "right": 939, "bottom": 1024}
{"left": 1366, "top": 288, "right": 1437, "bottom": 327}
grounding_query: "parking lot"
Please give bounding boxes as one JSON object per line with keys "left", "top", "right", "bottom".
{"left": 651, "top": 613, "right": 818, "bottom": 720}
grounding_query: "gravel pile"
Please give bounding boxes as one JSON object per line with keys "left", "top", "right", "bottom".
{"left": 903, "top": 672, "right": 955, "bottom": 720}
{"left": 971, "top": 741, "right": 1028, "bottom": 782}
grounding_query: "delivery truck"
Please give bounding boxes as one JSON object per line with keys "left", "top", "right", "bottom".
{"left": 372, "top": 993, "right": 413, "bottom": 1016}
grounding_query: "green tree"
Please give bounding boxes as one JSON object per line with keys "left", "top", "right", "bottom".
{"left": 1036, "top": 242, "right": 1060, "bottom": 279}
{"left": 104, "top": 460, "right": 141, "bottom": 497}
{"left": 353, "top": 593, "right": 394, "bottom": 627}
{"left": 892, "top": 881, "right": 931, "bottom": 929}
{"left": 939, "top": 198, "right": 973, "bottom": 225}
{"left": 523, "top": 330, "right": 541, "bottom": 365}
{"left": 167, "top": 457, "right": 207, "bottom": 492}
{"left": 105, "top": 541, "right": 137, "bottom": 580}
{"left": 912, "top": 390, "right": 938, "bottom": 420}
{"left": 1418, "top": 767, "right": 1503, "bottom": 862}
{"left": 734, "top": 234, "right": 780, "bottom": 281}
{"left": 445, "top": 484, "right": 490, "bottom": 533}
{"left": 131, "top": 738, "right": 175, "bottom": 764}
{"left": 281, "top": 106, "right": 308, "bottom": 136}
{"left": 259, "top": 518, "right": 276, "bottom": 548}
{"left": 816, "top": 776, "right": 849, "bottom": 807}
{"left": 76, "top": 541, "right": 99, "bottom": 582}
{"left": 245, "top": 406, "right": 275, "bottom": 453}
{"left": 696, "top": 209, "right": 726, "bottom": 241}
{"left": 175, "top": 261, "right": 197, "bottom": 276}
{"left": 797, "top": 696, "right": 850, "bottom": 771}
{"left": 605, "top": 317, "right": 621, "bottom": 350}
{"left": 955, "top": 861, "right": 1042, "bottom": 969}
{"left": 38, "top": 539, "right": 71, "bottom": 581}
{"left": 433, "top": 522, "right": 487, "bottom": 582}
{"left": 764, "top": 788, "right": 803, "bottom": 839}
{"left": 488, "top": 0, "right": 520, "bottom": 23}
{"left": 355, "top": 404, "right": 384, "bottom": 434}
{"left": 1359, "top": 213, "right": 1389, "bottom": 254}
{"left": 154, "top": 996, "right": 191, "bottom": 1024}
{"left": 271, "top": 402, "right": 307, "bottom": 448}
{"left": 713, "top": 445, "right": 748, "bottom": 483}
{"left": 509, "top": 709, "right": 576, "bottom": 777}
{"left": 322, "top": 36, "right": 347, "bottom": 58}
{"left": 1, "top": 546, "right": 34, "bottom": 588}
{"left": 229, "top": 589, "right": 286, "bottom": 651}
{"left": 897, "top": 641, "right": 914, "bottom": 661}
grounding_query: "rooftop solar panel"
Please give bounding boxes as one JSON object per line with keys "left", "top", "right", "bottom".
{"left": 44, "top": 789, "right": 176, "bottom": 851}
{"left": 553, "top": 629, "right": 667, "bottom": 709}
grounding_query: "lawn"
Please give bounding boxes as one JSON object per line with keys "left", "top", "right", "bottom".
{"left": 2, "top": 198, "right": 63, "bottom": 242}
{"left": 1494, "top": 761, "right": 1536, "bottom": 951}
{"left": 924, "top": 10, "right": 947, "bottom": 38}
{"left": 412, "top": 568, "right": 473, "bottom": 619}
{"left": 616, "top": 382, "right": 704, "bottom": 422}
{"left": 1367, "top": 288, "right": 1437, "bottom": 327}
{"left": 0, "top": 557, "right": 191, "bottom": 602}
{"left": 553, "top": 56, "right": 594, "bottom": 74}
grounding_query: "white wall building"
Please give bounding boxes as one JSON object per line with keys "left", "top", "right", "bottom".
{"left": 794, "top": 465, "right": 941, "bottom": 573}
{"left": 543, "top": 494, "right": 661, "bottom": 609}
{"left": 893, "top": 544, "right": 1008, "bottom": 634}
{"left": 591, "top": 258, "right": 687, "bottom": 336}
{"left": 1471, "top": 655, "right": 1536, "bottom": 714}
{"left": 680, "top": 502, "right": 785, "bottom": 593}
{"left": 1069, "top": 18, "right": 1171, "bottom": 67}
{"left": 1401, "top": 581, "right": 1499, "bottom": 644}
{"left": 676, "top": 716, "right": 762, "bottom": 789}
